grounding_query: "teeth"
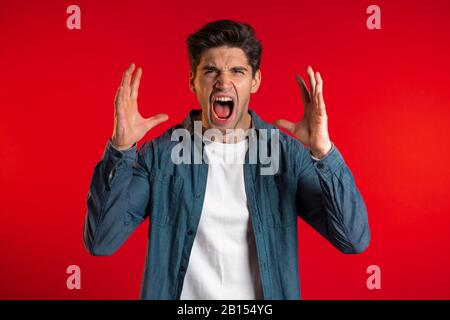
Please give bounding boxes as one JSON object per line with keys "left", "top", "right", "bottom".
{"left": 214, "top": 96, "right": 233, "bottom": 102}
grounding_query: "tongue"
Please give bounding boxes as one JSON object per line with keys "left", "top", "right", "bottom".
{"left": 213, "top": 102, "right": 231, "bottom": 118}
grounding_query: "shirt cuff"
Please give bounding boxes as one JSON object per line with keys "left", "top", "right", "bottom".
{"left": 310, "top": 142, "right": 334, "bottom": 161}
{"left": 102, "top": 139, "right": 137, "bottom": 162}
{"left": 108, "top": 139, "right": 137, "bottom": 153}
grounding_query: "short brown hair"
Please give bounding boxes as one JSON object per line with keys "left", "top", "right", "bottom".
{"left": 186, "top": 19, "right": 262, "bottom": 77}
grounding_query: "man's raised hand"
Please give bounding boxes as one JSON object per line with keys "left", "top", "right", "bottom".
{"left": 111, "top": 63, "right": 169, "bottom": 150}
{"left": 274, "top": 66, "right": 332, "bottom": 159}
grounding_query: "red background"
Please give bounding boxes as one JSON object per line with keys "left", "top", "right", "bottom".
{"left": 1, "top": 0, "right": 450, "bottom": 299}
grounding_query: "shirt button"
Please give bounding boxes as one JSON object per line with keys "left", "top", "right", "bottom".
{"left": 195, "top": 193, "right": 201, "bottom": 199}
{"left": 180, "top": 266, "right": 185, "bottom": 272}
{"left": 317, "top": 162, "right": 324, "bottom": 169}
{"left": 187, "top": 230, "right": 193, "bottom": 236}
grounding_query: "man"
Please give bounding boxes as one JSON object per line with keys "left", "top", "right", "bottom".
{"left": 83, "top": 19, "right": 370, "bottom": 300}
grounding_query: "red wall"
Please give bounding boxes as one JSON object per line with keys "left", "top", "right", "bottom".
{"left": 1, "top": 0, "right": 450, "bottom": 299}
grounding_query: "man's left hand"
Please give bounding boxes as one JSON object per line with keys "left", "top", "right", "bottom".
{"left": 274, "top": 66, "right": 332, "bottom": 159}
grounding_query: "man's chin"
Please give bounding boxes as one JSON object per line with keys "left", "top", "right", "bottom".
{"left": 210, "top": 119, "right": 235, "bottom": 129}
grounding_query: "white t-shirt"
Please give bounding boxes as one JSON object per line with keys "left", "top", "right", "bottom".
{"left": 180, "top": 136, "right": 263, "bottom": 300}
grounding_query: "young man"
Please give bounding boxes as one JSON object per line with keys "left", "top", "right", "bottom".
{"left": 83, "top": 20, "right": 370, "bottom": 300}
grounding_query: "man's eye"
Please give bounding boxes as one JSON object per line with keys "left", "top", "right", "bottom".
{"left": 233, "top": 70, "right": 244, "bottom": 74}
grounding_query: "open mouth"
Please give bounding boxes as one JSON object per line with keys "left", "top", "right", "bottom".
{"left": 211, "top": 95, "right": 235, "bottom": 121}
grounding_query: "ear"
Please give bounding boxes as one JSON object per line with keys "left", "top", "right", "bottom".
{"left": 250, "top": 69, "right": 262, "bottom": 94}
{"left": 189, "top": 70, "right": 196, "bottom": 93}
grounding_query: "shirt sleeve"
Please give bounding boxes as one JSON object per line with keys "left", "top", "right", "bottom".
{"left": 83, "top": 139, "right": 152, "bottom": 256}
{"left": 294, "top": 140, "right": 370, "bottom": 254}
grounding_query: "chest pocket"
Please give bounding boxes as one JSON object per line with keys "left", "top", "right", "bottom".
{"left": 262, "top": 172, "right": 298, "bottom": 228}
{"left": 149, "top": 172, "right": 183, "bottom": 226}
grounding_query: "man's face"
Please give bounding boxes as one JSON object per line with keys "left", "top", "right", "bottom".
{"left": 189, "top": 46, "right": 261, "bottom": 132}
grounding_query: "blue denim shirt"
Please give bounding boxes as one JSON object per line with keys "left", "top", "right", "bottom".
{"left": 83, "top": 109, "right": 370, "bottom": 300}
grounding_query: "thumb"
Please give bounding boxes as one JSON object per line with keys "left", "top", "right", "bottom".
{"left": 273, "top": 119, "right": 295, "bottom": 133}
{"left": 145, "top": 113, "right": 169, "bottom": 131}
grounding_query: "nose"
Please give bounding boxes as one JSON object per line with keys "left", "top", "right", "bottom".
{"left": 214, "top": 72, "right": 233, "bottom": 90}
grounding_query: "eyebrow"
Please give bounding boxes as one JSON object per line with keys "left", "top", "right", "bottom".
{"left": 230, "top": 66, "right": 248, "bottom": 72}
{"left": 202, "top": 65, "right": 219, "bottom": 71}
{"left": 202, "top": 64, "right": 249, "bottom": 72}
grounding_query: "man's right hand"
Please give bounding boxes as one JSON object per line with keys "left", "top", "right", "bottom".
{"left": 111, "top": 63, "right": 169, "bottom": 150}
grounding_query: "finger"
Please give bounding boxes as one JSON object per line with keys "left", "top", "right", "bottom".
{"left": 315, "top": 72, "right": 323, "bottom": 95}
{"left": 306, "top": 66, "right": 316, "bottom": 97}
{"left": 316, "top": 92, "right": 327, "bottom": 116}
{"left": 273, "top": 119, "right": 296, "bottom": 133}
{"left": 131, "top": 67, "right": 142, "bottom": 99}
{"left": 145, "top": 113, "right": 169, "bottom": 130}
{"left": 314, "top": 72, "right": 327, "bottom": 114}
{"left": 121, "top": 63, "right": 135, "bottom": 97}
{"left": 115, "top": 86, "right": 128, "bottom": 116}
{"left": 121, "top": 63, "right": 135, "bottom": 86}
{"left": 114, "top": 86, "right": 121, "bottom": 104}
{"left": 114, "top": 86, "right": 124, "bottom": 108}
{"left": 295, "top": 75, "right": 311, "bottom": 105}
{"left": 313, "top": 71, "right": 323, "bottom": 107}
